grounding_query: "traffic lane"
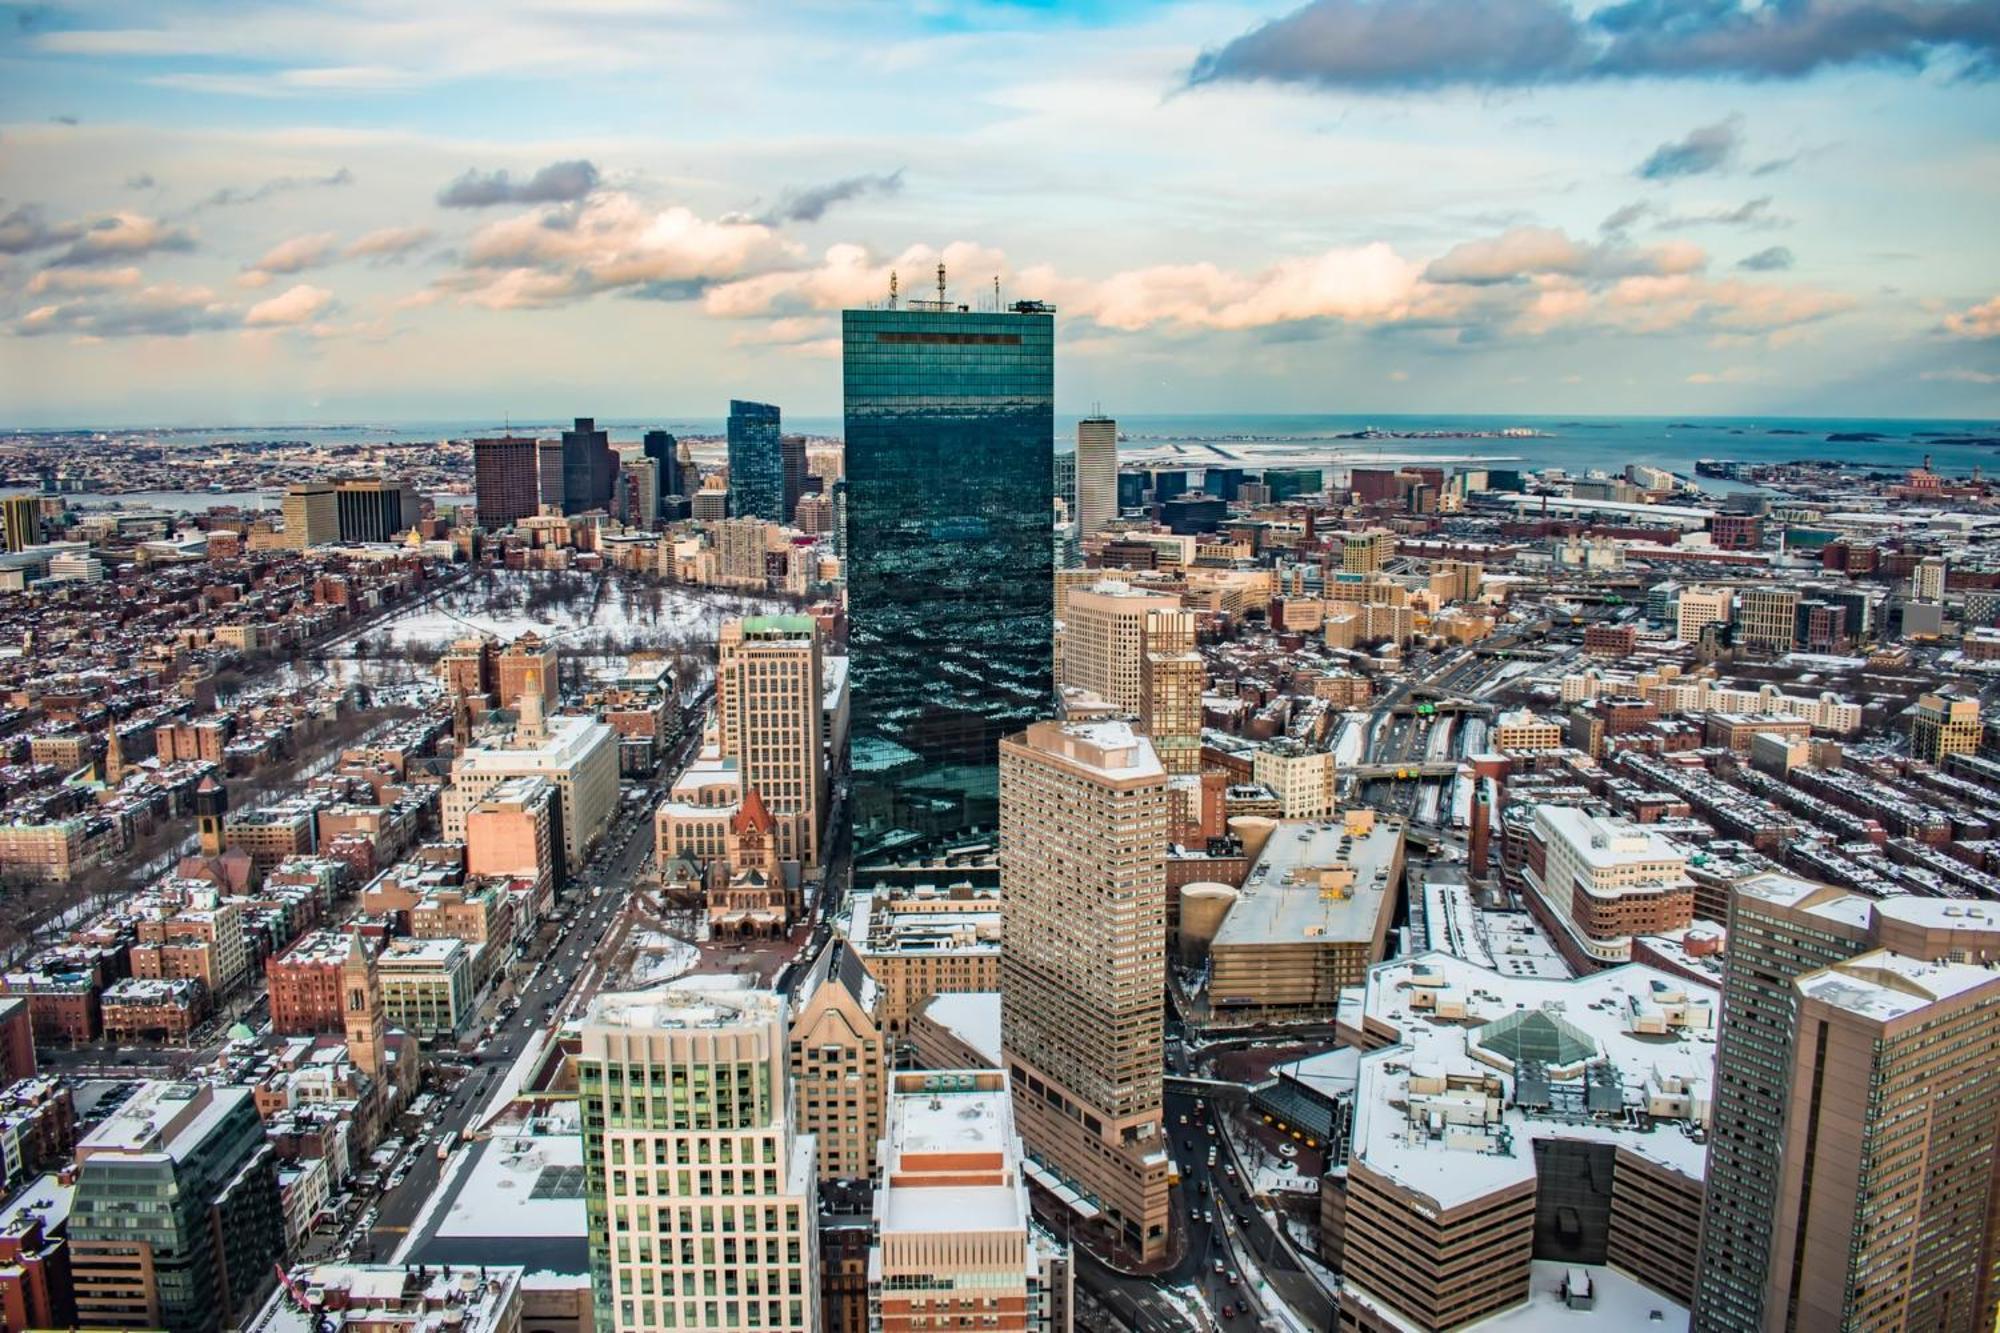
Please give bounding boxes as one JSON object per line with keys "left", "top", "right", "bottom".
{"left": 1071, "top": 1247, "right": 1198, "bottom": 1333}
{"left": 1173, "top": 1089, "right": 1312, "bottom": 1326}
{"left": 1166, "top": 1092, "right": 1251, "bottom": 1323}
{"left": 1204, "top": 1107, "right": 1334, "bottom": 1329}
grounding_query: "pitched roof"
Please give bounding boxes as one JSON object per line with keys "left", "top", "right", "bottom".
{"left": 732, "top": 787, "right": 774, "bottom": 835}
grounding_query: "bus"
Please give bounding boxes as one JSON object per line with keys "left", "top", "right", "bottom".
{"left": 436, "top": 1131, "right": 459, "bottom": 1161}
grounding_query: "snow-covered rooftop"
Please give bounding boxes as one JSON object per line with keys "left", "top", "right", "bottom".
{"left": 1349, "top": 951, "right": 1718, "bottom": 1212}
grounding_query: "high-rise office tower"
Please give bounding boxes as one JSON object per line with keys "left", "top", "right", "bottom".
{"left": 844, "top": 296, "right": 1054, "bottom": 851}
{"left": 1693, "top": 876, "right": 1897, "bottom": 1331}
{"left": 579, "top": 987, "right": 819, "bottom": 1333}
{"left": 561, "top": 416, "right": 616, "bottom": 514}
{"left": 474, "top": 435, "right": 542, "bottom": 529}
{"left": 1075, "top": 418, "right": 1115, "bottom": 538}
{"left": 1053, "top": 449, "right": 1077, "bottom": 520}
{"left": 1911, "top": 691, "right": 1981, "bottom": 763}
{"left": 621, "top": 457, "right": 658, "bottom": 529}
{"left": 998, "top": 720, "right": 1170, "bottom": 1261}
{"left": 1139, "top": 609, "right": 1202, "bottom": 776}
{"left": 780, "top": 434, "right": 808, "bottom": 525}
{"left": 1061, "top": 580, "right": 1183, "bottom": 715}
{"left": 869, "top": 1069, "right": 1073, "bottom": 1332}
{"left": 715, "top": 615, "right": 827, "bottom": 867}
{"left": 538, "top": 437, "right": 566, "bottom": 512}
{"left": 1676, "top": 586, "right": 1732, "bottom": 642}
{"left": 1341, "top": 528, "right": 1395, "bottom": 574}
{"left": 69, "top": 1082, "right": 284, "bottom": 1333}
{"left": 787, "top": 940, "right": 884, "bottom": 1184}
{"left": 1764, "top": 952, "right": 2000, "bottom": 1331}
{"left": 643, "top": 429, "right": 682, "bottom": 512}
{"left": 281, "top": 483, "right": 338, "bottom": 548}
{"left": 333, "top": 478, "right": 418, "bottom": 543}
{"left": 1, "top": 494, "right": 42, "bottom": 552}
{"left": 728, "top": 401, "right": 784, "bottom": 523}
{"left": 1695, "top": 881, "right": 2000, "bottom": 1333}
{"left": 1913, "top": 553, "right": 1948, "bottom": 601}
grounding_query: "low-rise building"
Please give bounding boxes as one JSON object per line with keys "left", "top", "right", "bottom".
{"left": 1335, "top": 953, "right": 1715, "bottom": 1329}
{"left": 1522, "top": 806, "right": 1694, "bottom": 970}
{"left": 868, "top": 1070, "right": 1071, "bottom": 1333}
{"left": 375, "top": 938, "right": 474, "bottom": 1041}
{"left": 841, "top": 882, "right": 1003, "bottom": 1034}
{"left": 1205, "top": 811, "right": 1406, "bottom": 1018}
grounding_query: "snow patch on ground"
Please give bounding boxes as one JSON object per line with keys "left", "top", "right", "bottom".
{"left": 628, "top": 932, "right": 700, "bottom": 987}
{"left": 1158, "top": 1284, "right": 1214, "bottom": 1330}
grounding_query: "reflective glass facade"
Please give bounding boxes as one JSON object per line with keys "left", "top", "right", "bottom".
{"left": 843, "top": 304, "right": 1054, "bottom": 854}
{"left": 728, "top": 400, "right": 784, "bottom": 522}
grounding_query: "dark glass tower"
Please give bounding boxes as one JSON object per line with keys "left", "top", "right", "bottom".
{"left": 727, "top": 400, "right": 783, "bottom": 522}
{"left": 560, "top": 416, "right": 613, "bottom": 514}
{"left": 643, "top": 429, "right": 681, "bottom": 514}
{"left": 781, "top": 433, "right": 808, "bottom": 524}
{"left": 843, "top": 299, "right": 1055, "bottom": 855}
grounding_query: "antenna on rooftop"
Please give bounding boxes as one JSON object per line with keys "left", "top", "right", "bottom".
{"left": 994, "top": 274, "right": 1001, "bottom": 311}
{"left": 888, "top": 270, "right": 898, "bottom": 310}
{"left": 936, "top": 262, "right": 947, "bottom": 306}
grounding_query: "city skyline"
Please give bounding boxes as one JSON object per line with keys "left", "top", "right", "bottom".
{"left": 3, "top": 1, "right": 1998, "bottom": 426}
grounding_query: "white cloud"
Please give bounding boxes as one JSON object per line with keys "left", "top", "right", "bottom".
{"left": 25, "top": 266, "right": 143, "bottom": 296}
{"left": 245, "top": 231, "right": 340, "bottom": 277}
{"left": 434, "top": 192, "right": 799, "bottom": 310}
{"left": 345, "top": 226, "right": 435, "bottom": 260}
{"left": 1945, "top": 295, "right": 2000, "bottom": 339}
{"left": 244, "top": 283, "right": 334, "bottom": 326}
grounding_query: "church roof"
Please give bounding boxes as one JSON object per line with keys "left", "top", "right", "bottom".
{"left": 732, "top": 787, "right": 774, "bottom": 835}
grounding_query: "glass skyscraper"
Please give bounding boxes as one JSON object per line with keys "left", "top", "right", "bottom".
{"left": 642, "top": 428, "right": 680, "bottom": 510}
{"left": 727, "top": 399, "right": 784, "bottom": 522}
{"left": 561, "top": 416, "right": 614, "bottom": 514}
{"left": 843, "top": 299, "right": 1055, "bottom": 855}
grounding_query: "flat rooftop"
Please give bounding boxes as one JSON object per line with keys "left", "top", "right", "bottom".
{"left": 584, "top": 984, "right": 785, "bottom": 1031}
{"left": 79, "top": 1082, "right": 247, "bottom": 1162}
{"left": 1345, "top": 1259, "right": 1687, "bottom": 1333}
{"left": 1213, "top": 814, "right": 1403, "bottom": 950}
{"left": 878, "top": 1082, "right": 1026, "bottom": 1238}
{"left": 249, "top": 1266, "right": 523, "bottom": 1333}
{"left": 1350, "top": 951, "right": 1718, "bottom": 1212}
{"left": 1799, "top": 949, "right": 2000, "bottom": 1022}
{"left": 846, "top": 887, "right": 1002, "bottom": 957}
{"left": 455, "top": 713, "right": 611, "bottom": 773}
{"left": 1012, "top": 719, "right": 1164, "bottom": 782}
{"left": 918, "top": 991, "right": 1002, "bottom": 1066}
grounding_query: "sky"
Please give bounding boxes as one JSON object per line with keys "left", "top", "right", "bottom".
{"left": 1, "top": 0, "right": 1997, "bottom": 427}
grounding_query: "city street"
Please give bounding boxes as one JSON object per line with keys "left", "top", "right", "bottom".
{"left": 355, "top": 716, "right": 703, "bottom": 1262}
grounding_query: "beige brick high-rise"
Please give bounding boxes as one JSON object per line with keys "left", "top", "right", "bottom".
{"left": 716, "top": 615, "right": 827, "bottom": 867}
{"left": 1062, "top": 581, "right": 1203, "bottom": 777}
{"left": 787, "top": 940, "right": 884, "bottom": 1183}
{"left": 1766, "top": 953, "right": 2000, "bottom": 1332}
{"left": 999, "top": 720, "right": 1170, "bottom": 1261}
{"left": 1139, "top": 607, "right": 1202, "bottom": 777}
{"left": 1061, "top": 582, "right": 1180, "bottom": 715}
